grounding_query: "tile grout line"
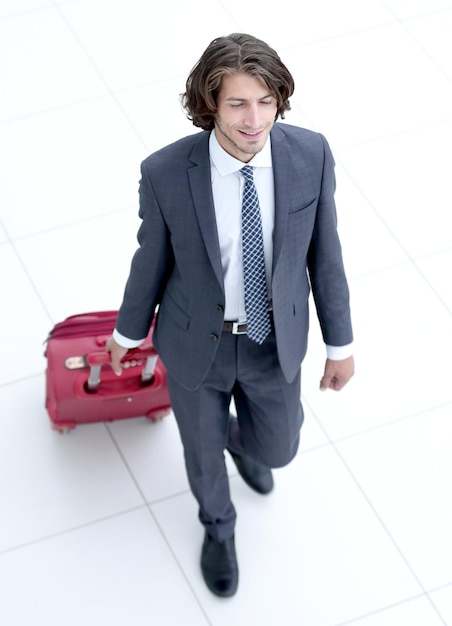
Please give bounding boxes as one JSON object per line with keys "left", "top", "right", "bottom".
{"left": 338, "top": 163, "right": 452, "bottom": 317}
{"left": 102, "top": 422, "right": 193, "bottom": 514}
{"left": 2, "top": 202, "right": 137, "bottom": 246}
{"left": 302, "top": 396, "right": 449, "bottom": 626}
{"left": 53, "top": 3, "right": 150, "bottom": 153}
{"left": 143, "top": 509, "right": 213, "bottom": 626}
{"left": 0, "top": 504, "right": 149, "bottom": 557}
{"left": 0, "top": 3, "right": 56, "bottom": 22}
{"left": 412, "top": 261, "right": 452, "bottom": 314}
{"left": 2, "top": 227, "right": 55, "bottom": 327}
{"left": 380, "top": 1, "right": 452, "bottom": 88}
{"left": 336, "top": 590, "right": 441, "bottom": 626}
{"left": 0, "top": 371, "right": 44, "bottom": 391}
{"left": 278, "top": 6, "right": 452, "bottom": 64}
{"left": 333, "top": 115, "right": 452, "bottom": 152}
{"left": 302, "top": 398, "right": 452, "bottom": 448}
{"left": 0, "top": 74, "right": 185, "bottom": 127}
{"left": 103, "top": 423, "right": 162, "bottom": 507}
{"left": 0, "top": 92, "right": 111, "bottom": 126}
{"left": 104, "top": 423, "right": 212, "bottom": 625}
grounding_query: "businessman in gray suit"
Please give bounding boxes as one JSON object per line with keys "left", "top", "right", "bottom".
{"left": 107, "top": 33, "right": 354, "bottom": 597}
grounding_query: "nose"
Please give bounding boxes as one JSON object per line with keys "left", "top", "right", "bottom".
{"left": 244, "top": 103, "right": 260, "bottom": 128}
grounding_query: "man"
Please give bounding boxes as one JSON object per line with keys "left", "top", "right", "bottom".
{"left": 107, "top": 33, "right": 354, "bottom": 597}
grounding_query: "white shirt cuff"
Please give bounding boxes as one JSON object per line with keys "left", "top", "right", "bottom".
{"left": 326, "top": 342, "right": 353, "bottom": 361}
{"left": 112, "top": 328, "right": 146, "bottom": 349}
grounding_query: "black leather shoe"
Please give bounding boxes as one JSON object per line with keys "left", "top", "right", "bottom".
{"left": 228, "top": 449, "right": 274, "bottom": 494}
{"left": 200, "top": 532, "right": 238, "bottom": 597}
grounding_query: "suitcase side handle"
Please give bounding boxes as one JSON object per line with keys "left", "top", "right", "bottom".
{"left": 86, "top": 345, "right": 158, "bottom": 391}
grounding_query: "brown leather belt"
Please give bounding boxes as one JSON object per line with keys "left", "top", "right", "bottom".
{"left": 222, "top": 321, "right": 248, "bottom": 335}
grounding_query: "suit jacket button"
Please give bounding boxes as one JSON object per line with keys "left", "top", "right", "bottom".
{"left": 209, "top": 333, "right": 218, "bottom": 342}
{"left": 216, "top": 305, "right": 224, "bottom": 313}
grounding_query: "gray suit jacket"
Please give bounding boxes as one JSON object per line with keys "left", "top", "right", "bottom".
{"left": 116, "top": 123, "right": 353, "bottom": 390}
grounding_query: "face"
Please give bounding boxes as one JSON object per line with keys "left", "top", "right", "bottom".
{"left": 214, "top": 72, "right": 278, "bottom": 162}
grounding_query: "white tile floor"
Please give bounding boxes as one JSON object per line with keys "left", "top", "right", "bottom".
{"left": 1, "top": 0, "right": 451, "bottom": 624}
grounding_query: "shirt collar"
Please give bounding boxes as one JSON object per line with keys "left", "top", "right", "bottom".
{"left": 209, "top": 128, "right": 273, "bottom": 176}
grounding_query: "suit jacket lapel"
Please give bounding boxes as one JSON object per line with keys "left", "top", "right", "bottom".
{"left": 271, "top": 126, "right": 295, "bottom": 271}
{"left": 188, "top": 132, "right": 224, "bottom": 290}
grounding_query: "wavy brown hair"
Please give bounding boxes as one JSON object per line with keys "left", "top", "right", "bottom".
{"left": 181, "top": 33, "right": 295, "bottom": 131}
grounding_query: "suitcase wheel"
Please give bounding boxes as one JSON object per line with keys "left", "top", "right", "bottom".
{"left": 51, "top": 422, "right": 76, "bottom": 434}
{"left": 146, "top": 408, "right": 171, "bottom": 422}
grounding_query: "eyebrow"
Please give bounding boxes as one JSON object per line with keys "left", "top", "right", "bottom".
{"left": 224, "top": 94, "right": 274, "bottom": 102}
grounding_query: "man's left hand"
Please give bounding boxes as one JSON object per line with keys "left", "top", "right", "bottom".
{"left": 319, "top": 356, "right": 355, "bottom": 391}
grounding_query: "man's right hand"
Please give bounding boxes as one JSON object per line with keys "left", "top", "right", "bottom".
{"left": 105, "top": 336, "right": 129, "bottom": 376}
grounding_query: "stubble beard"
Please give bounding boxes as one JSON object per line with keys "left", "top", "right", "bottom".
{"left": 215, "top": 119, "right": 264, "bottom": 161}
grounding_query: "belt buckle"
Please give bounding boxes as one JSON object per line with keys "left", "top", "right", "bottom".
{"left": 232, "top": 321, "right": 247, "bottom": 335}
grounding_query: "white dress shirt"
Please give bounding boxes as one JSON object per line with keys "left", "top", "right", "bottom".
{"left": 209, "top": 129, "right": 274, "bottom": 322}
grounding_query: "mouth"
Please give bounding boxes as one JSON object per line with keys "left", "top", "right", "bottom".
{"left": 238, "top": 129, "right": 265, "bottom": 141}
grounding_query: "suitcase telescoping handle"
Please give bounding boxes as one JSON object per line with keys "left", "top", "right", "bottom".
{"left": 86, "top": 346, "right": 158, "bottom": 391}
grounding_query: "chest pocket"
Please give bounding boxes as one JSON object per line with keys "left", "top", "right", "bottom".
{"left": 288, "top": 197, "right": 316, "bottom": 215}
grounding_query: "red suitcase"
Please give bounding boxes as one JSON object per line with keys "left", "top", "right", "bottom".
{"left": 44, "top": 311, "right": 171, "bottom": 433}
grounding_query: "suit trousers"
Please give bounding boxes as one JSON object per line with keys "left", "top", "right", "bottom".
{"left": 167, "top": 328, "right": 304, "bottom": 541}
